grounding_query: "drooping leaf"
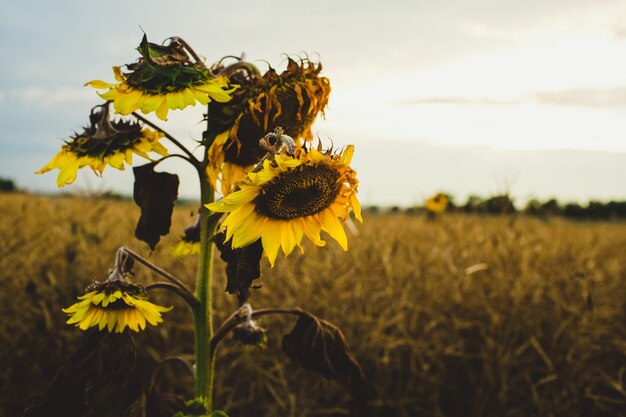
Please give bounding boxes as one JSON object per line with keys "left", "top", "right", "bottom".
{"left": 282, "top": 313, "right": 368, "bottom": 412}
{"left": 23, "top": 331, "right": 137, "bottom": 417}
{"left": 133, "top": 163, "right": 179, "bottom": 250}
{"left": 212, "top": 232, "right": 263, "bottom": 304}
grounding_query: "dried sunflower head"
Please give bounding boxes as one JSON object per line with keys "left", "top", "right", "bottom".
{"left": 206, "top": 57, "right": 331, "bottom": 194}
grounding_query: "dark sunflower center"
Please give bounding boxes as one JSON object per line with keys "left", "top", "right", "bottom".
{"left": 254, "top": 164, "right": 341, "bottom": 220}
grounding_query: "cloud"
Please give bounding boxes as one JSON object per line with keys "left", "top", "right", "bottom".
{"left": 0, "top": 86, "right": 94, "bottom": 107}
{"left": 533, "top": 86, "right": 626, "bottom": 107}
{"left": 398, "top": 86, "right": 626, "bottom": 108}
{"left": 398, "top": 96, "right": 522, "bottom": 106}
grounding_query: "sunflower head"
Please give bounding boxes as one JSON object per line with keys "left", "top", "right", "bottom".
{"left": 172, "top": 215, "right": 201, "bottom": 257}
{"left": 207, "top": 140, "right": 361, "bottom": 267}
{"left": 86, "top": 35, "right": 236, "bottom": 120}
{"left": 36, "top": 104, "right": 168, "bottom": 187}
{"left": 206, "top": 57, "right": 331, "bottom": 194}
{"left": 425, "top": 193, "right": 449, "bottom": 214}
{"left": 63, "top": 280, "right": 171, "bottom": 333}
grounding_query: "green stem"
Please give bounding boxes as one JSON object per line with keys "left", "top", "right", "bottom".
{"left": 193, "top": 164, "right": 219, "bottom": 410}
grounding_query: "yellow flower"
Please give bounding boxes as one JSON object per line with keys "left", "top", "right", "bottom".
{"left": 36, "top": 106, "right": 168, "bottom": 187}
{"left": 206, "top": 58, "right": 331, "bottom": 195}
{"left": 63, "top": 281, "right": 171, "bottom": 333}
{"left": 172, "top": 240, "right": 200, "bottom": 257}
{"left": 87, "top": 67, "right": 235, "bottom": 121}
{"left": 425, "top": 193, "right": 449, "bottom": 213}
{"left": 206, "top": 144, "right": 361, "bottom": 267}
{"left": 172, "top": 215, "right": 201, "bottom": 257}
{"left": 85, "top": 35, "right": 236, "bottom": 121}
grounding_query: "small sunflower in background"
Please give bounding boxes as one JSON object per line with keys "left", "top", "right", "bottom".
{"left": 206, "top": 58, "right": 331, "bottom": 195}
{"left": 207, "top": 141, "right": 361, "bottom": 267}
{"left": 36, "top": 104, "right": 168, "bottom": 187}
{"left": 86, "top": 35, "right": 236, "bottom": 120}
{"left": 63, "top": 280, "right": 171, "bottom": 333}
{"left": 172, "top": 215, "right": 201, "bottom": 257}
{"left": 425, "top": 192, "right": 449, "bottom": 214}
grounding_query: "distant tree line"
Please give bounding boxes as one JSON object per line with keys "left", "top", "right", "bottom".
{"left": 0, "top": 177, "right": 16, "bottom": 192}
{"left": 369, "top": 194, "right": 626, "bottom": 221}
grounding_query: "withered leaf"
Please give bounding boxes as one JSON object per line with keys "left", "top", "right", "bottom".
{"left": 212, "top": 232, "right": 263, "bottom": 304}
{"left": 133, "top": 163, "right": 179, "bottom": 250}
{"left": 281, "top": 313, "right": 368, "bottom": 401}
{"left": 23, "top": 331, "right": 136, "bottom": 417}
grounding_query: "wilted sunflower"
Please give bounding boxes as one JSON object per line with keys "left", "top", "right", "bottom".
{"left": 425, "top": 193, "right": 449, "bottom": 214}
{"left": 37, "top": 105, "right": 168, "bottom": 187}
{"left": 172, "top": 216, "right": 201, "bottom": 257}
{"left": 206, "top": 58, "right": 331, "bottom": 194}
{"left": 206, "top": 144, "right": 361, "bottom": 267}
{"left": 86, "top": 35, "right": 235, "bottom": 120}
{"left": 63, "top": 280, "right": 171, "bottom": 333}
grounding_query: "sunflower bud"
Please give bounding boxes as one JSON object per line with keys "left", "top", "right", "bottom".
{"left": 206, "top": 57, "right": 331, "bottom": 194}
{"left": 233, "top": 319, "right": 267, "bottom": 348}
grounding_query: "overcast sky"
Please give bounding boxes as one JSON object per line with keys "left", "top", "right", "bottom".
{"left": 1, "top": 0, "right": 625, "bottom": 206}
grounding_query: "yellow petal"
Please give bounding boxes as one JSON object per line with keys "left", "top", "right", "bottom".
{"left": 261, "top": 221, "right": 282, "bottom": 267}
{"left": 320, "top": 210, "right": 348, "bottom": 250}
{"left": 85, "top": 80, "right": 114, "bottom": 89}
{"left": 156, "top": 99, "right": 170, "bottom": 120}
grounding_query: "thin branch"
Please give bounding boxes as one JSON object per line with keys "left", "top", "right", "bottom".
{"left": 153, "top": 153, "right": 196, "bottom": 166}
{"left": 145, "top": 282, "right": 198, "bottom": 308}
{"left": 120, "top": 247, "right": 195, "bottom": 298}
{"left": 130, "top": 112, "right": 201, "bottom": 168}
{"left": 210, "top": 307, "right": 306, "bottom": 356}
{"left": 148, "top": 355, "right": 196, "bottom": 398}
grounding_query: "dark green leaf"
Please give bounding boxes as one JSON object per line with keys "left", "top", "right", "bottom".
{"left": 136, "top": 33, "right": 170, "bottom": 60}
{"left": 212, "top": 232, "right": 263, "bottom": 304}
{"left": 133, "top": 163, "right": 179, "bottom": 250}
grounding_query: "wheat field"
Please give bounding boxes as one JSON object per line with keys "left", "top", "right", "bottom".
{"left": 1, "top": 193, "right": 625, "bottom": 417}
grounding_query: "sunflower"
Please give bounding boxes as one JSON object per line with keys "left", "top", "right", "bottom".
{"left": 206, "top": 144, "right": 361, "bottom": 267}
{"left": 425, "top": 193, "right": 449, "bottom": 214}
{"left": 206, "top": 58, "right": 331, "bottom": 195}
{"left": 63, "top": 280, "right": 171, "bottom": 333}
{"left": 36, "top": 106, "right": 168, "bottom": 187}
{"left": 172, "top": 216, "right": 201, "bottom": 257}
{"left": 86, "top": 35, "right": 236, "bottom": 121}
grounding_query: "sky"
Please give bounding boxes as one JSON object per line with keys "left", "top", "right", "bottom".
{"left": 1, "top": 0, "right": 625, "bottom": 206}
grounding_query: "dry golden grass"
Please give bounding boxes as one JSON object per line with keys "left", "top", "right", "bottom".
{"left": 1, "top": 193, "right": 625, "bottom": 417}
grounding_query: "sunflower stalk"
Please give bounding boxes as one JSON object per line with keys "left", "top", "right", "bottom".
{"left": 192, "top": 152, "right": 220, "bottom": 410}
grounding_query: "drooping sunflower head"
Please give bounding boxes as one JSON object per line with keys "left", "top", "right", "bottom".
{"left": 425, "top": 192, "right": 449, "bottom": 214}
{"left": 207, "top": 142, "right": 361, "bottom": 267}
{"left": 63, "top": 280, "right": 171, "bottom": 333}
{"left": 36, "top": 104, "right": 168, "bottom": 187}
{"left": 86, "top": 35, "right": 236, "bottom": 120}
{"left": 206, "top": 57, "right": 331, "bottom": 194}
{"left": 172, "top": 215, "right": 201, "bottom": 257}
